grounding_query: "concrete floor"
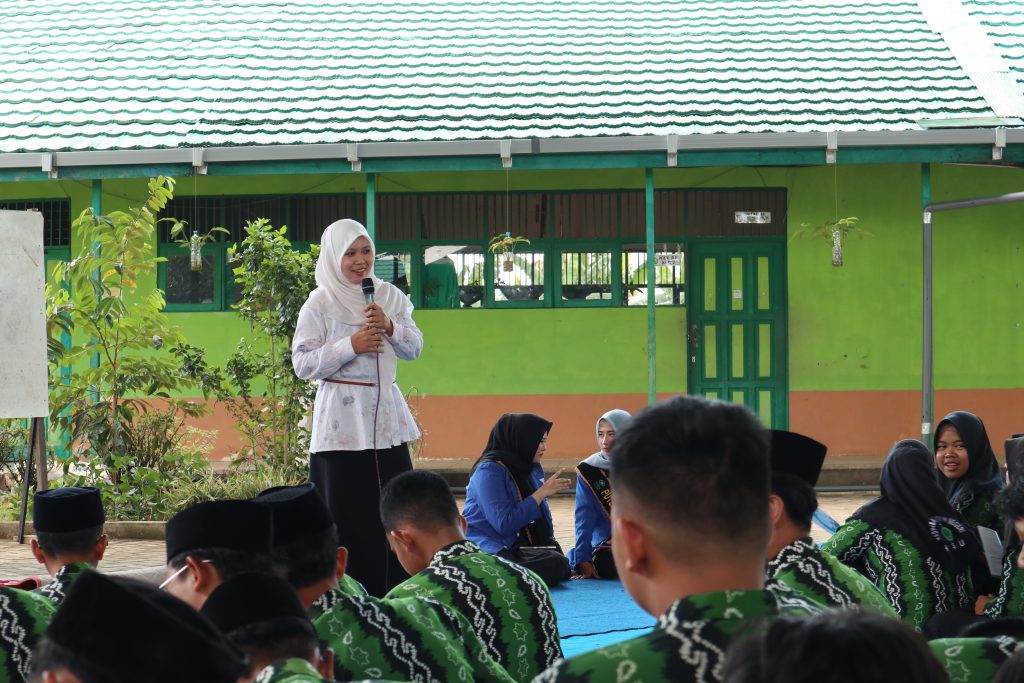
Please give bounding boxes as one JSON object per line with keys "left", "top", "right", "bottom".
{"left": 0, "top": 492, "right": 874, "bottom": 581}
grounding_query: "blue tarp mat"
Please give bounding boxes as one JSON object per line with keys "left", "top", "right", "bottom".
{"left": 550, "top": 579, "right": 656, "bottom": 657}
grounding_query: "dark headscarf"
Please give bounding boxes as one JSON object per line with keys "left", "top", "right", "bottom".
{"left": 934, "top": 411, "right": 1004, "bottom": 509}
{"left": 852, "top": 439, "right": 980, "bottom": 575}
{"left": 475, "top": 413, "right": 553, "bottom": 546}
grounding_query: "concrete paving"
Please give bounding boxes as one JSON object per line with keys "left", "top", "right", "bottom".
{"left": 0, "top": 492, "right": 872, "bottom": 581}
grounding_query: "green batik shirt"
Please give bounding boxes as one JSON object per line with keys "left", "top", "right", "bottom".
{"left": 766, "top": 536, "right": 898, "bottom": 618}
{"left": 34, "top": 561, "right": 91, "bottom": 607}
{"left": 306, "top": 575, "right": 369, "bottom": 621}
{"left": 314, "top": 593, "right": 514, "bottom": 683}
{"left": 955, "top": 490, "right": 1003, "bottom": 534}
{"left": 0, "top": 587, "right": 56, "bottom": 683}
{"left": 533, "top": 588, "right": 813, "bottom": 683}
{"left": 822, "top": 519, "right": 974, "bottom": 631}
{"left": 930, "top": 637, "right": 1019, "bottom": 683}
{"left": 385, "top": 540, "right": 562, "bottom": 681}
{"left": 254, "top": 658, "right": 331, "bottom": 683}
{"left": 984, "top": 546, "right": 1024, "bottom": 617}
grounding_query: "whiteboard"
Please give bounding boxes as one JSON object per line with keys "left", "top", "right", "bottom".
{"left": 0, "top": 210, "right": 49, "bottom": 418}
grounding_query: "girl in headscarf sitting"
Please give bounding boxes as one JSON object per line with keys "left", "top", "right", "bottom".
{"left": 569, "top": 409, "right": 631, "bottom": 579}
{"left": 822, "top": 439, "right": 980, "bottom": 631}
{"left": 463, "top": 413, "right": 572, "bottom": 586}
{"left": 934, "top": 411, "right": 1005, "bottom": 533}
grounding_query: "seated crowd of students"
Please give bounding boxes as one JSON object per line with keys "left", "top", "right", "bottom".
{"left": 3, "top": 396, "right": 1024, "bottom": 682}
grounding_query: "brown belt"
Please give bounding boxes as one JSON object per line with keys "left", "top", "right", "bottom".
{"left": 323, "top": 378, "right": 377, "bottom": 387}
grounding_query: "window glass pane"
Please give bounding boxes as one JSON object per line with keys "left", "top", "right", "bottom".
{"left": 703, "top": 324, "right": 717, "bottom": 379}
{"left": 165, "top": 253, "right": 216, "bottom": 305}
{"left": 703, "top": 257, "right": 716, "bottom": 311}
{"left": 375, "top": 252, "right": 411, "bottom": 295}
{"left": 423, "top": 245, "right": 484, "bottom": 309}
{"left": 494, "top": 252, "right": 545, "bottom": 302}
{"left": 758, "top": 390, "right": 773, "bottom": 427}
{"left": 622, "top": 244, "right": 685, "bottom": 306}
{"left": 561, "top": 251, "right": 611, "bottom": 301}
{"left": 758, "top": 323, "right": 771, "bottom": 378}
{"left": 757, "top": 256, "right": 770, "bottom": 310}
{"left": 731, "top": 324, "right": 745, "bottom": 379}
{"left": 730, "top": 257, "right": 744, "bottom": 311}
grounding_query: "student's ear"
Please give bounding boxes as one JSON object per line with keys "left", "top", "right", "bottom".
{"left": 615, "top": 516, "right": 649, "bottom": 575}
{"left": 30, "top": 538, "right": 47, "bottom": 565}
{"left": 317, "top": 647, "right": 335, "bottom": 679}
{"left": 389, "top": 528, "right": 415, "bottom": 553}
{"left": 185, "top": 556, "right": 219, "bottom": 593}
{"left": 95, "top": 534, "right": 109, "bottom": 562}
{"left": 459, "top": 514, "right": 468, "bottom": 534}
{"left": 768, "top": 494, "right": 785, "bottom": 527}
{"left": 335, "top": 546, "right": 349, "bottom": 580}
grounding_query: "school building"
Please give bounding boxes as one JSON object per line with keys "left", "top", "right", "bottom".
{"left": 1, "top": 0, "right": 1022, "bottom": 462}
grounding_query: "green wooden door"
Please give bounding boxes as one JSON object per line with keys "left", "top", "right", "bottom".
{"left": 687, "top": 240, "right": 788, "bottom": 428}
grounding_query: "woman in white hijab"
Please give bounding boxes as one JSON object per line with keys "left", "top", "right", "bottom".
{"left": 292, "top": 219, "right": 423, "bottom": 597}
{"left": 569, "top": 409, "right": 631, "bottom": 579}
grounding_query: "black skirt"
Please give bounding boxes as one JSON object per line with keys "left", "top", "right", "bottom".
{"left": 309, "top": 444, "right": 412, "bottom": 597}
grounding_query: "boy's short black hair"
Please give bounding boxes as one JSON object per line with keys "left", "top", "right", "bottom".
{"left": 35, "top": 525, "right": 103, "bottom": 557}
{"left": 379, "top": 470, "right": 460, "bottom": 532}
{"left": 228, "top": 619, "right": 320, "bottom": 666}
{"left": 272, "top": 525, "right": 340, "bottom": 589}
{"left": 167, "top": 547, "right": 274, "bottom": 580}
{"left": 997, "top": 478, "right": 1024, "bottom": 521}
{"left": 611, "top": 395, "right": 771, "bottom": 558}
{"left": 770, "top": 473, "right": 818, "bottom": 531}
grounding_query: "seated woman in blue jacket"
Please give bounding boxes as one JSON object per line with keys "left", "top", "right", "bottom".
{"left": 569, "top": 408, "right": 631, "bottom": 579}
{"left": 463, "top": 413, "right": 572, "bottom": 586}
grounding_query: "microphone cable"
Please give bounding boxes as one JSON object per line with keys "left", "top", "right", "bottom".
{"left": 362, "top": 277, "right": 387, "bottom": 590}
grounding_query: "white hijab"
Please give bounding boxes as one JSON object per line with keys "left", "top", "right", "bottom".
{"left": 583, "top": 409, "right": 632, "bottom": 469}
{"left": 313, "top": 219, "right": 404, "bottom": 324}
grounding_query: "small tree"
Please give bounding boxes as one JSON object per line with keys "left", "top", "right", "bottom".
{"left": 46, "top": 177, "right": 206, "bottom": 476}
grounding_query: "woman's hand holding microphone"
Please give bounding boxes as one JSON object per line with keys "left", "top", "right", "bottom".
{"left": 353, "top": 303, "right": 393, "bottom": 354}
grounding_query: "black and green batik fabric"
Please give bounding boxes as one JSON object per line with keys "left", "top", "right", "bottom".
{"left": 822, "top": 520, "right": 974, "bottom": 631}
{"left": 533, "top": 589, "right": 798, "bottom": 683}
{"left": 313, "top": 593, "right": 514, "bottom": 683}
{"left": 34, "top": 561, "right": 91, "bottom": 607}
{"left": 767, "top": 537, "right": 898, "bottom": 618}
{"left": 254, "top": 658, "right": 332, "bottom": 683}
{"left": 929, "top": 636, "right": 1019, "bottom": 683}
{"left": 0, "top": 587, "right": 56, "bottom": 683}
{"left": 984, "top": 547, "right": 1024, "bottom": 617}
{"left": 385, "top": 540, "right": 561, "bottom": 681}
{"left": 956, "top": 490, "right": 1004, "bottom": 536}
{"left": 306, "top": 575, "right": 369, "bottom": 621}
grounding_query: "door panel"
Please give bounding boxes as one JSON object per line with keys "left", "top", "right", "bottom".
{"left": 688, "top": 241, "right": 788, "bottom": 428}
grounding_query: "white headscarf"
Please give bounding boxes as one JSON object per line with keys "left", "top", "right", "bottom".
{"left": 583, "top": 409, "right": 632, "bottom": 468}
{"left": 313, "top": 219, "right": 404, "bottom": 324}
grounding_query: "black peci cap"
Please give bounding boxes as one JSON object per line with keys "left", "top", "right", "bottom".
{"left": 165, "top": 500, "right": 273, "bottom": 562}
{"left": 254, "top": 482, "right": 334, "bottom": 547}
{"left": 46, "top": 572, "right": 247, "bottom": 683}
{"left": 33, "top": 486, "right": 104, "bottom": 532}
{"left": 201, "top": 572, "right": 314, "bottom": 638}
{"left": 769, "top": 430, "right": 828, "bottom": 487}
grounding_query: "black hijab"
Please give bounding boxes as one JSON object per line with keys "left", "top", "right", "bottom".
{"left": 852, "top": 439, "right": 980, "bottom": 575}
{"left": 934, "top": 411, "right": 1004, "bottom": 509}
{"left": 475, "top": 413, "right": 554, "bottom": 546}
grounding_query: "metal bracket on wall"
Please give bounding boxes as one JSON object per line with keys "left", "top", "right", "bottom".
{"left": 500, "top": 139, "right": 512, "bottom": 168}
{"left": 993, "top": 128, "right": 1006, "bottom": 161}
{"left": 40, "top": 152, "right": 57, "bottom": 179}
{"left": 347, "top": 143, "right": 362, "bottom": 172}
{"left": 191, "top": 147, "right": 208, "bottom": 175}
{"left": 826, "top": 131, "right": 838, "bottom": 164}
{"left": 666, "top": 135, "right": 679, "bottom": 167}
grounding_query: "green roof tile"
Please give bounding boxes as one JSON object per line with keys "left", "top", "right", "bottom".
{"left": 0, "top": 0, "right": 1014, "bottom": 152}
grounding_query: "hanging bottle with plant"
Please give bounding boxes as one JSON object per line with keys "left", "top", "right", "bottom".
{"left": 791, "top": 217, "right": 869, "bottom": 267}
{"left": 189, "top": 230, "right": 202, "bottom": 271}
{"left": 487, "top": 231, "right": 531, "bottom": 277}
{"left": 165, "top": 220, "right": 229, "bottom": 273}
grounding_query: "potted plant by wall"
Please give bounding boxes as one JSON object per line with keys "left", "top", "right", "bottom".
{"left": 487, "top": 231, "right": 531, "bottom": 275}
{"left": 791, "top": 216, "right": 869, "bottom": 267}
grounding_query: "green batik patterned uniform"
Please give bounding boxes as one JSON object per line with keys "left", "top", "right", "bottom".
{"left": 254, "top": 658, "right": 331, "bottom": 682}
{"left": 532, "top": 588, "right": 814, "bottom": 683}
{"left": 766, "top": 537, "right": 898, "bottom": 618}
{"left": 34, "top": 561, "right": 91, "bottom": 607}
{"left": 0, "top": 587, "right": 56, "bottom": 683}
{"left": 306, "top": 575, "right": 369, "bottom": 621}
{"left": 955, "top": 490, "right": 1003, "bottom": 535}
{"left": 385, "top": 540, "right": 561, "bottom": 681}
{"left": 930, "top": 636, "right": 1019, "bottom": 683}
{"left": 314, "top": 593, "right": 514, "bottom": 683}
{"left": 984, "top": 547, "right": 1024, "bottom": 617}
{"left": 822, "top": 520, "right": 974, "bottom": 631}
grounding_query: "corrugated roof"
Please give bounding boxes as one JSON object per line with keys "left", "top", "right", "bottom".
{"left": 0, "top": 0, "right": 1010, "bottom": 152}
{"left": 963, "top": 0, "right": 1024, "bottom": 77}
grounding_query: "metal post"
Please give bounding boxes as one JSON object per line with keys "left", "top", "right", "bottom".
{"left": 921, "top": 164, "right": 933, "bottom": 445}
{"left": 365, "top": 173, "right": 376, "bottom": 241}
{"left": 90, "top": 180, "right": 101, "bottom": 391}
{"left": 645, "top": 169, "right": 656, "bottom": 404}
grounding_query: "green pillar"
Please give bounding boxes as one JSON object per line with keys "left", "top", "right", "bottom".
{"left": 90, "top": 180, "right": 102, "bottom": 378}
{"left": 365, "top": 173, "right": 376, "bottom": 240}
{"left": 921, "top": 163, "right": 933, "bottom": 444}
{"left": 645, "top": 169, "right": 656, "bottom": 404}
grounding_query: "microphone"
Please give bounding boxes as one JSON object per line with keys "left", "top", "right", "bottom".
{"left": 361, "top": 277, "right": 375, "bottom": 305}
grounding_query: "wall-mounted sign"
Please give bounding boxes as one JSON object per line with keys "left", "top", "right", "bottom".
{"left": 734, "top": 211, "right": 772, "bottom": 224}
{"left": 655, "top": 253, "right": 682, "bottom": 266}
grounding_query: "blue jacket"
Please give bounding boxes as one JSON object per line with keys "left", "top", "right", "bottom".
{"left": 569, "top": 475, "right": 612, "bottom": 568}
{"left": 463, "top": 461, "right": 554, "bottom": 554}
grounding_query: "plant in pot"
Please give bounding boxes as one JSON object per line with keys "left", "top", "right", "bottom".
{"left": 791, "top": 216, "right": 869, "bottom": 267}
{"left": 487, "top": 231, "right": 531, "bottom": 279}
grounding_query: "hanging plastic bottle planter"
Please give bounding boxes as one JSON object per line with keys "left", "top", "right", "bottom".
{"left": 189, "top": 230, "right": 203, "bottom": 271}
{"left": 831, "top": 226, "right": 844, "bottom": 267}
{"left": 790, "top": 217, "right": 868, "bottom": 268}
